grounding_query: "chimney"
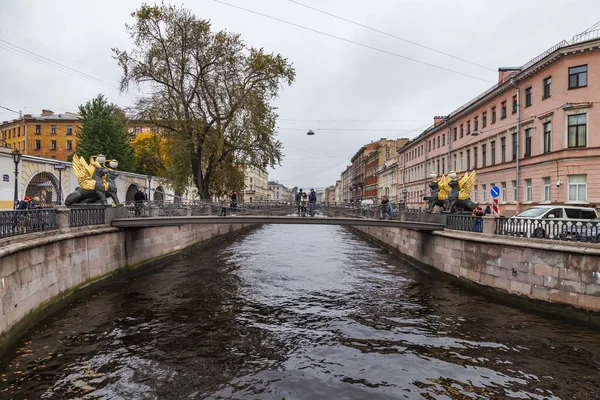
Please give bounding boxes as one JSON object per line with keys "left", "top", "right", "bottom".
{"left": 41, "top": 109, "right": 54, "bottom": 116}
{"left": 498, "top": 67, "right": 521, "bottom": 84}
{"left": 433, "top": 116, "right": 447, "bottom": 126}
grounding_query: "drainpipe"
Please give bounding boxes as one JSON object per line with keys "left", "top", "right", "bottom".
{"left": 444, "top": 118, "right": 452, "bottom": 171}
{"left": 423, "top": 135, "right": 428, "bottom": 200}
{"left": 510, "top": 77, "right": 520, "bottom": 204}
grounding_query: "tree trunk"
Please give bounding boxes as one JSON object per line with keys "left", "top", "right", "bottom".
{"left": 191, "top": 148, "right": 210, "bottom": 200}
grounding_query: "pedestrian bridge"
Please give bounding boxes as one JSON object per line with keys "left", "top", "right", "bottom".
{"left": 111, "top": 215, "right": 444, "bottom": 231}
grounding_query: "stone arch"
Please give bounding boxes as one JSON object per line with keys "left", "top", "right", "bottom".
{"left": 126, "top": 183, "right": 139, "bottom": 202}
{"left": 25, "top": 172, "right": 60, "bottom": 207}
{"left": 154, "top": 186, "right": 164, "bottom": 202}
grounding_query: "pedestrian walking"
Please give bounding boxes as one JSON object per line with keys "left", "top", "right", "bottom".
{"left": 220, "top": 192, "right": 229, "bottom": 216}
{"left": 380, "top": 195, "right": 392, "bottom": 220}
{"left": 134, "top": 187, "right": 146, "bottom": 217}
{"left": 308, "top": 189, "right": 317, "bottom": 216}
{"left": 295, "top": 189, "right": 303, "bottom": 216}
{"left": 230, "top": 191, "right": 238, "bottom": 214}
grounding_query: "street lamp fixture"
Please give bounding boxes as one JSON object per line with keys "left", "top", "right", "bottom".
{"left": 11, "top": 150, "right": 22, "bottom": 203}
{"left": 54, "top": 162, "right": 66, "bottom": 205}
{"left": 147, "top": 175, "right": 152, "bottom": 201}
{"left": 307, "top": 129, "right": 315, "bottom": 136}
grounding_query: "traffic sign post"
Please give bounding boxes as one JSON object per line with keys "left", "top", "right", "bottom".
{"left": 490, "top": 185, "right": 500, "bottom": 216}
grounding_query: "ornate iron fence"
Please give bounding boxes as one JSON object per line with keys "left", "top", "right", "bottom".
{"left": 496, "top": 217, "right": 600, "bottom": 242}
{"left": 0, "top": 209, "right": 57, "bottom": 237}
{"left": 446, "top": 214, "right": 482, "bottom": 232}
{"left": 69, "top": 207, "right": 106, "bottom": 227}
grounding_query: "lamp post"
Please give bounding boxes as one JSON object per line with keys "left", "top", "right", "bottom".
{"left": 402, "top": 188, "right": 408, "bottom": 206}
{"left": 54, "top": 163, "right": 66, "bottom": 205}
{"left": 147, "top": 175, "right": 152, "bottom": 201}
{"left": 11, "top": 150, "right": 22, "bottom": 203}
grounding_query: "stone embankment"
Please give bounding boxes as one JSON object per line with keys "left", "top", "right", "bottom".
{"left": 0, "top": 222, "right": 252, "bottom": 354}
{"left": 354, "top": 218, "right": 600, "bottom": 323}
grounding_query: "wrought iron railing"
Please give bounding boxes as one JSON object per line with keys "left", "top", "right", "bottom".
{"left": 115, "top": 200, "right": 296, "bottom": 218}
{"left": 0, "top": 209, "right": 57, "bottom": 237}
{"left": 496, "top": 217, "right": 600, "bottom": 242}
{"left": 446, "top": 214, "right": 483, "bottom": 232}
{"left": 69, "top": 207, "right": 106, "bottom": 227}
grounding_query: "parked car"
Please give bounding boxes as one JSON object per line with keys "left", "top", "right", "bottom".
{"left": 502, "top": 206, "right": 598, "bottom": 238}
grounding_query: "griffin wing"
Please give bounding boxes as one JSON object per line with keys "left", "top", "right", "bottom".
{"left": 437, "top": 175, "right": 451, "bottom": 201}
{"left": 72, "top": 155, "right": 96, "bottom": 191}
{"left": 458, "top": 170, "right": 476, "bottom": 200}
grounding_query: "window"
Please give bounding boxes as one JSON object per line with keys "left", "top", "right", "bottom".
{"left": 512, "top": 133, "right": 517, "bottom": 161}
{"left": 524, "top": 128, "right": 532, "bottom": 158}
{"left": 568, "top": 174, "right": 587, "bottom": 202}
{"left": 66, "top": 140, "right": 72, "bottom": 150}
{"left": 491, "top": 141, "right": 496, "bottom": 165}
{"left": 482, "top": 112, "right": 487, "bottom": 128}
{"left": 50, "top": 140, "right": 57, "bottom": 150}
{"left": 501, "top": 102, "right": 507, "bottom": 119}
{"left": 543, "top": 177, "right": 551, "bottom": 202}
{"left": 501, "top": 182, "right": 507, "bottom": 202}
{"left": 481, "top": 144, "right": 487, "bottom": 167}
{"left": 512, "top": 180, "right": 517, "bottom": 202}
{"left": 568, "top": 65, "right": 587, "bottom": 89}
{"left": 543, "top": 76, "right": 552, "bottom": 99}
{"left": 22, "top": 140, "right": 24, "bottom": 150}
{"left": 437, "top": 136, "right": 440, "bottom": 147}
{"left": 51, "top": 155, "right": 56, "bottom": 159}
{"left": 34, "top": 140, "right": 41, "bottom": 150}
{"left": 460, "top": 152, "right": 463, "bottom": 170}
{"left": 453, "top": 128, "right": 457, "bottom": 141}
{"left": 35, "top": 125, "right": 41, "bottom": 134}
{"left": 152, "top": 126, "right": 159, "bottom": 133}
{"left": 525, "top": 87, "right": 532, "bottom": 107}
{"left": 474, "top": 185, "right": 478, "bottom": 203}
{"left": 500, "top": 137, "right": 506, "bottom": 162}
{"left": 442, "top": 158, "right": 445, "bottom": 174}
{"left": 437, "top": 159, "right": 440, "bottom": 174}
{"left": 135, "top": 126, "right": 141, "bottom": 134}
{"left": 525, "top": 179, "right": 532, "bottom": 202}
{"left": 428, "top": 140, "right": 431, "bottom": 152}
{"left": 543, "top": 121, "right": 551, "bottom": 153}
{"left": 474, "top": 117, "right": 479, "bottom": 131}
{"left": 512, "top": 95, "right": 517, "bottom": 114}
{"left": 466, "top": 149, "right": 471, "bottom": 170}
{"left": 17, "top": 127, "right": 20, "bottom": 137}
{"left": 567, "top": 114, "right": 586, "bottom": 148}
{"left": 442, "top": 134, "right": 445, "bottom": 146}
{"left": 473, "top": 146, "right": 478, "bottom": 169}
{"left": 467, "top": 121, "right": 471, "bottom": 135}
{"left": 67, "top": 125, "right": 73, "bottom": 136}
{"left": 492, "top": 107, "right": 496, "bottom": 123}
{"left": 453, "top": 154, "right": 457, "bottom": 171}
{"left": 51, "top": 125, "right": 56, "bottom": 135}
{"left": 460, "top": 124, "right": 464, "bottom": 138}
{"left": 250, "top": 177, "right": 253, "bottom": 183}
{"left": 482, "top": 184, "right": 487, "bottom": 203}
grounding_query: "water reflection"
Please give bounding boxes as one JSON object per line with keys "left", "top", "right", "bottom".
{"left": 1, "top": 224, "right": 599, "bottom": 399}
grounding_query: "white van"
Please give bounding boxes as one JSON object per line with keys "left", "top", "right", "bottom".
{"left": 504, "top": 206, "right": 598, "bottom": 238}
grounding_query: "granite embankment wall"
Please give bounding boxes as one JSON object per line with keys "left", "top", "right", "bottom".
{"left": 354, "top": 224, "right": 600, "bottom": 319}
{"left": 0, "top": 223, "right": 251, "bottom": 352}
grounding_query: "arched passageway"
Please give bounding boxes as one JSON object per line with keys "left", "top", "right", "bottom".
{"left": 25, "top": 172, "right": 60, "bottom": 206}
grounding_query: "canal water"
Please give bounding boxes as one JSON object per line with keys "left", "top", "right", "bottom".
{"left": 1, "top": 225, "right": 600, "bottom": 399}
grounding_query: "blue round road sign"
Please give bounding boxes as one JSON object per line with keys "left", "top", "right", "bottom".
{"left": 490, "top": 185, "right": 500, "bottom": 198}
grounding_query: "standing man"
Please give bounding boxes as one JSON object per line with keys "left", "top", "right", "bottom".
{"left": 134, "top": 187, "right": 146, "bottom": 217}
{"left": 230, "top": 191, "right": 238, "bottom": 215}
{"left": 308, "top": 188, "right": 317, "bottom": 217}
{"left": 295, "top": 189, "right": 303, "bottom": 216}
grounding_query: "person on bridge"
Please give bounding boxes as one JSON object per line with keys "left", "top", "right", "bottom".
{"left": 472, "top": 206, "right": 484, "bottom": 232}
{"left": 220, "top": 192, "right": 229, "bottom": 216}
{"left": 308, "top": 189, "right": 317, "bottom": 216}
{"left": 484, "top": 205, "right": 491, "bottom": 215}
{"left": 380, "top": 195, "right": 392, "bottom": 220}
{"left": 134, "top": 187, "right": 146, "bottom": 217}
{"left": 296, "top": 189, "right": 303, "bottom": 216}
{"left": 230, "top": 191, "right": 238, "bottom": 214}
{"left": 301, "top": 192, "right": 308, "bottom": 216}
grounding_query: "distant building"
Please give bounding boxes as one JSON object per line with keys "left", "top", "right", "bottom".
{"left": 268, "top": 181, "right": 292, "bottom": 202}
{"left": 1, "top": 110, "right": 79, "bottom": 161}
{"left": 378, "top": 159, "right": 399, "bottom": 201}
{"left": 242, "top": 166, "right": 269, "bottom": 202}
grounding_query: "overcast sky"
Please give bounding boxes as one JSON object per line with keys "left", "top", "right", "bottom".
{"left": 1, "top": 0, "right": 599, "bottom": 189}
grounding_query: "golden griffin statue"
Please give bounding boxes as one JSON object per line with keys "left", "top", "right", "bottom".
{"left": 425, "top": 171, "right": 477, "bottom": 213}
{"left": 65, "top": 155, "right": 121, "bottom": 206}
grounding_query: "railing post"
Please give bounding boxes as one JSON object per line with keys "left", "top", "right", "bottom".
{"left": 56, "top": 207, "right": 70, "bottom": 230}
{"left": 482, "top": 216, "right": 496, "bottom": 235}
{"left": 104, "top": 206, "right": 117, "bottom": 225}
{"left": 438, "top": 213, "right": 448, "bottom": 227}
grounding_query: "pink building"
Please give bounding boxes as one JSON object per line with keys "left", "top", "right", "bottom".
{"left": 398, "top": 34, "right": 600, "bottom": 216}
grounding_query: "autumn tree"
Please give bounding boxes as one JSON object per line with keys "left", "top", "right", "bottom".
{"left": 75, "top": 94, "right": 136, "bottom": 171}
{"left": 132, "top": 133, "right": 166, "bottom": 176}
{"left": 113, "top": 4, "right": 295, "bottom": 198}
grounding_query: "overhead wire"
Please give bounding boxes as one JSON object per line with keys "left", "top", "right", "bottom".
{"left": 213, "top": 0, "right": 494, "bottom": 83}
{"left": 288, "top": 0, "right": 496, "bottom": 72}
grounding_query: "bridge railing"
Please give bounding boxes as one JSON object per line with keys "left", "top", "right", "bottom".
{"left": 445, "top": 214, "right": 482, "bottom": 232}
{"left": 69, "top": 206, "right": 106, "bottom": 227}
{"left": 115, "top": 200, "right": 296, "bottom": 218}
{"left": 318, "top": 203, "right": 442, "bottom": 224}
{"left": 0, "top": 209, "right": 57, "bottom": 238}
